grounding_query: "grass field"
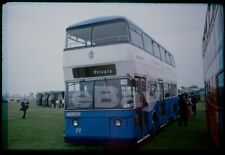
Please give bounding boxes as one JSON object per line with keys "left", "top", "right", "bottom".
{"left": 139, "top": 102, "right": 213, "bottom": 151}
{"left": 3, "top": 101, "right": 213, "bottom": 151}
{"left": 4, "top": 102, "right": 102, "bottom": 151}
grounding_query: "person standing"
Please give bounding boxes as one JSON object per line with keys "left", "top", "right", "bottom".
{"left": 191, "top": 92, "right": 197, "bottom": 117}
{"left": 187, "top": 94, "right": 193, "bottom": 118}
{"left": 20, "top": 100, "right": 29, "bottom": 119}
{"left": 178, "top": 93, "right": 189, "bottom": 126}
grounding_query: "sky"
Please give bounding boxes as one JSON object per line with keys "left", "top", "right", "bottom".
{"left": 2, "top": 3, "right": 207, "bottom": 96}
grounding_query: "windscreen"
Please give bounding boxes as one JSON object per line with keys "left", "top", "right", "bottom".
{"left": 65, "top": 79, "right": 133, "bottom": 109}
{"left": 65, "top": 21, "right": 129, "bottom": 49}
{"left": 92, "top": 21, "right": 129, "bottom": 45}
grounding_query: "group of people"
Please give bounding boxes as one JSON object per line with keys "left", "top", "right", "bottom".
{"left": 51, "top": 99, "right": 64, "bottom": 108}
{"left": 178, "top": 92, "right": 198, "bottom": 127}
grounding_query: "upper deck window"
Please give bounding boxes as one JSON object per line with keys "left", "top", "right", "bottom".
{"left": 165, "top": 51, "right": 172, "bottom": 65}
{"left": 170, "top": 54, "right": 175, "bottom": 67}
{"left": 66, "top": 27, "right": 92, "bottom": 48}
{"left": 143, "top": 34, "right": 153, "bottom": 54}
{"left": 65, "top": 21, "right": 129, "bottom": 49}
{"left": 129, "top": 24, "right": 144, "bottom": 49}
{"left": 160, "top": 47, "right": 167, "bottom": 63}
{"left": 153, "top": 42, "right": 161, "bottom": 59}
{"left": 92, "top": 21, "right": 129, "bottom": 45}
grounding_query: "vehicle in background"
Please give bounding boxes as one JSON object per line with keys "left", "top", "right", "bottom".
{"left": 202, "top": 4, "right": 224, "bottom": 149}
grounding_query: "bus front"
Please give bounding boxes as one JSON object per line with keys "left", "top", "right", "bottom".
{"left": 63, "top": 17, "right": 138, "bottom": 144}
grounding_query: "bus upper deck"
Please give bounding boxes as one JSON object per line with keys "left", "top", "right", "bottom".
{"left": 63, "top": 16, "right": 176, "bottom": 82}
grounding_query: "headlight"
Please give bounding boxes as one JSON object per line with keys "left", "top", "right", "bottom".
{"left": 73, "top": 119, "right": 79, "bottom": 127}
{"left": 114, "top": 119, "right": 121, "bottom": 127}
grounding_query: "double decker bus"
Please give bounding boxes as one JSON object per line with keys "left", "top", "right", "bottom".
{"left": 63, "top": 16, "right": 178, "bottom": 145}
{"left": 202, "top": 4, "right": 224, "bottom": 149}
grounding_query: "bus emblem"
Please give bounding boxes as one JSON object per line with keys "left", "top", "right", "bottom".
{"left": 88, "top": 51, "right": 94, "bottom": 59}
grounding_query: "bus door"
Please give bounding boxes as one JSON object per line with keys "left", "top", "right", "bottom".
{"left": 158, "top": 81, "right": 166, "bottom": 126}
{"left": 134, "top": 76, "right": 148, "bottom": 139}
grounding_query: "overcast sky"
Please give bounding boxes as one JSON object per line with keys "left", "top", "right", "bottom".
{"left": 2, "top": 3, "right": 207, "bottom": 96}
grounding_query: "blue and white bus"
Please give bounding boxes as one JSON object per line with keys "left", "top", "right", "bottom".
{"left": 63, "top": 16, "right": 178, "bottom": 145}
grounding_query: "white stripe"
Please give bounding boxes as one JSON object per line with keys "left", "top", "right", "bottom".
{"left": 137, "top": 134, "right": 150, "bottom": 144}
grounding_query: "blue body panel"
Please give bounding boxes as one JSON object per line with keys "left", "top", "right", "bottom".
{"left": 64, "top": 96, "right": 178, "bottom": 144}
{"left": 64, "top": 110, "right": 137, "bottom": 144}
{"left": 165, "top": 97, "right": 178, "bottom": 120}
{"left": 145, "top": 96, "right": 178, "bottom": 132}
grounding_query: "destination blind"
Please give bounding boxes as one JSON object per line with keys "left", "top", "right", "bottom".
{"left": 73, "top": 64, "right": 116, "bottom": 78}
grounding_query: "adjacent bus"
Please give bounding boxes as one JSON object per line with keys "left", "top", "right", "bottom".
{"left": 36, "top": 91, "right": 65, "bottom": 107}
{"left": 36, "top": 92, "right": 43, "bottom": 105}
{"left": 202, "top": 4, "right": 224, "bottom": 149}
{"left": 63, "top": 16, "right": 178, "bottom": 145}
